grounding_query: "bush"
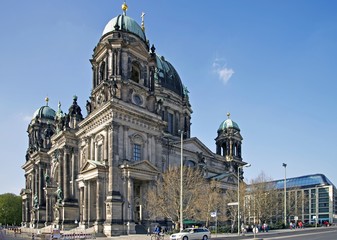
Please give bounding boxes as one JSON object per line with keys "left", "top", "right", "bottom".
{"left": 269, "top": 221, "right": 285, "bottom": 230}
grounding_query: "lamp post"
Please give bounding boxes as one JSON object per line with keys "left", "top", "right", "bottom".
{"left": 179, "top": 130, "right": 184, "bottom": 232}
{"left": 282, "top": 163, "right": 287, "bottom": 227}
{"left": 237, "top": 163, "right": 251, "bottom": 235}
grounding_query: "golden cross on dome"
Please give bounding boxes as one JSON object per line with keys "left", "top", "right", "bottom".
{"left": 122, "top": 1, "right": 128, "bottom": 15}
{"left": 45, "top": 97, "right": 49, "bottom": 106}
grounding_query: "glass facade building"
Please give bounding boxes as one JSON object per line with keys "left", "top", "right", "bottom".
{"left": 270, "top": 174, "right": 337, "bottom": 224}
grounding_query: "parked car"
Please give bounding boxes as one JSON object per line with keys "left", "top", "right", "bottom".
{"left": 170, "top": 227, "right": 211, "bottom": 240}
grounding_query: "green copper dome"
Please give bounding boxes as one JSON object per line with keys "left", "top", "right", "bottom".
{"left": 102, "top": 14, "right": 146, "bottom": 42}
{"left": 33, "top": 105, "right": 56, "bottom": 120}
{"left": 218, "top": 113, "right": 240, "bottom": 132}
{"left": 155, "top": 55, "right": 183, "bottom": 97}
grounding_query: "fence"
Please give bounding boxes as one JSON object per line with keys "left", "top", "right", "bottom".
{"left": 60, "top": 233, "right": 95, "bottom": 239}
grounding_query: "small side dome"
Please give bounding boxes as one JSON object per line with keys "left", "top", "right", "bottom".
{"left": 102, "top": 14, "right": 146, "bottom": 42}
{"left": 155, "top": 55, "right": 183, "bottom": 97}
{"left": 32, "top": 98, "right": 56, "bottom": 120}
{"left": 218, "top": 113, "right": 240, "bottom": 132}
{"left": 33, "top": 106, "right": 56, "bottom": 120}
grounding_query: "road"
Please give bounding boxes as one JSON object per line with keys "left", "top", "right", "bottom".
{"left": 1, "top": 226, "right": 337, "bottom": 240}
{"left": 213, "top": 226, "right": 337, "bottom": 240}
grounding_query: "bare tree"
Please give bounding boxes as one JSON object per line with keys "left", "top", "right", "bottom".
{"left": 246, "top": 172, "right": 278, "bottom": 225}
{"left": 197, "top": 179, "right": 223, "bottom": 227}
{"left": 145, "top": 167, "right": 222, "bottom": 230}
{"left": 222, "top": 187, "right": 238, "bottom": 233}
{"left": 219, "top": 182, "right": 248, "bottom": 233}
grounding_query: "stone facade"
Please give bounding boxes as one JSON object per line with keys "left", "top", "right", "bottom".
{"left": 21, "top": 6, "right": 246, "bottom": 236}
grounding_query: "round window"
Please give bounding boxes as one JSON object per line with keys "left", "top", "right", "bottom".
{"left": 133, "top": 94, "right": 143, "bottom": 105}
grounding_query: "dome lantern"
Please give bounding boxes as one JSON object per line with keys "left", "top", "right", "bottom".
{"left": 215, "top": 113, "right": 243, "bottom": 161}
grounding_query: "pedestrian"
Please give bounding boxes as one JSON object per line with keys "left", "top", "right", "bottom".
{"left": 241, "top": 223, "right": 246, "bottom": 235}
{"left": 147, "top": 226, "right": 150, "bottom": 236}
{"left": 298, "top": 221, "right": 303, "bottom": 229}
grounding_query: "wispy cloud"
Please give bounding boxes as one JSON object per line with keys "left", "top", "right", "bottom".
{"left": 212, "top": 58, "right": 234, "bottom": 84}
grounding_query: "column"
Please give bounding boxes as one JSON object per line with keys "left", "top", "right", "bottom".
{"left": 123, "top": 126, "right": 128, "bottom": 160}
{"left": 112, "top": 51, "right": 116, "bottom": 76}
{"left": 229, "top": 140, "right": 233, "bottom": 157}
{"left": 83, "top": 182, "right": 87, "bottom": 224}
{"left": 96, "top": 178, "right": 103, "bottom": 221}
{"left": 85, "top": 137, "right": 90, "bottom": 164}
{"left": 22, "top": 201, "right": 25, "bottom": 224}
{"left": 38, "top": 165, "right": 42, "bottom": 206}
{"left": 122, "top": 173, "right": 128, "bottom": 221}
{"left": 108, "top": 126, "right": 113, "bottom": 193}
{"left": 103, "top": 125, "right": 110, "bottom": 161}
{"left": 127, "top": 174, "right": 133, "bottom": 221}
{"left": 90, "top": 136, "right": 94, "bottom": 160}
{"left": 45, "top": 191, "right": 49, "bottom": 225}
{"left": 58, "top": 150, "right": 63, "bottom": 189}
{"left": 117, "top": 50, "right": 121, "bottom": 76}
{"left": 104, "top": 55, "right": 108, "bottom": 80}
{"left": 108, "top": 50, "right": 112, "bottom": 78}
{"left": 79, "top": 187, "right": 84, "bottom": 223}
{"left": 112, "top": 123, "right": 120, "bottom": 192}
{"left": 145, "top": 134, "right": 149, "bottom": 161}
{"left": 33, "top": 166, "right": 37, "bottom": 202}
{"left": 88, "top": 181, "right": 91, "bottom": 226}
{"left": 63, "top": 148, "right": 70, "bottom": 200}
{"left": 71, "top": 152, "right": 75, "bottom": 198}
{"left": 25, "top": 200, "right": 29, "bottom": 225}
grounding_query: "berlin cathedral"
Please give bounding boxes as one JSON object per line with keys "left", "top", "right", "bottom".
{"left": 21, "top": 2, "right": 246, "bottom": 237}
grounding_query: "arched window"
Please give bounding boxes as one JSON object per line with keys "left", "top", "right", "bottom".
{"left": 130, "top": 134, "right": 144, "bottom": 161}
{"left": 99, "top": 61, "right": 105, "bottom": 82}
{"left": 185, "top": 160, "right": 196, "bottom": 168}
{"left": 131, "top": 63, "right": 140, "bottom": 83}
{"left": 95, "top": 134, "right": 104, "bottom": 162}
{"left": 133, "top": 144, "right": 141, "bottom": 161}
{"left": 167, "top": 112, "right": 174, "bottom": 134}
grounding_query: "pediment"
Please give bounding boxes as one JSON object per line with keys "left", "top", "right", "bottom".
{"left": 182, "top": 137, "right": 215, "bottom": 157}
{"left": 208, "top": 172, "right": 237, "bottom": 183}
{"left": 80, "top": 160, "right": 106, "bottom": 173}
{"left": 119, "top": 160, "right": 160, "bottom": 181}
{"left": 120, "top": 160, "right": 159, "bottom": 173}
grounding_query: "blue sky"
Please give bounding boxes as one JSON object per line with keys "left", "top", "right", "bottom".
{"left": 1, "top": 0, "right": 337, "bottom": 194}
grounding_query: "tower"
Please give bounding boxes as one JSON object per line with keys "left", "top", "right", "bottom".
{"left": 215, "top": 113, "right": 243, "bottom": 161}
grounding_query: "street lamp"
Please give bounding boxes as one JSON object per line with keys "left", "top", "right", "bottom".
{"left": 179, "top": 130, "right": 184, "bottom": 232}
{"left": 237, "top": 163, "right": 251, "bottom": 235}
{"left": 282, "top": 163, "right": 287, "bottom": 227}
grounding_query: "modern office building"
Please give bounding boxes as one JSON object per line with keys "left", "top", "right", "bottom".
{"left": 246, "top": 174, "right": 337, "bottom": 225}
{"left": 20, "top": 3, "right": 247, "bottom": 236}
{"left": 274, "top": 174, "right": 337, "bottom": 224}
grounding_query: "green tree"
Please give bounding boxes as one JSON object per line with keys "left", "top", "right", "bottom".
{"left": 0, "top": 193, "right": 22, "bottom": 226}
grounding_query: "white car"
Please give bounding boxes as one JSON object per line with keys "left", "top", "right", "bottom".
{"left": 170, "top": 227, "right": 211, "bottom": 240}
